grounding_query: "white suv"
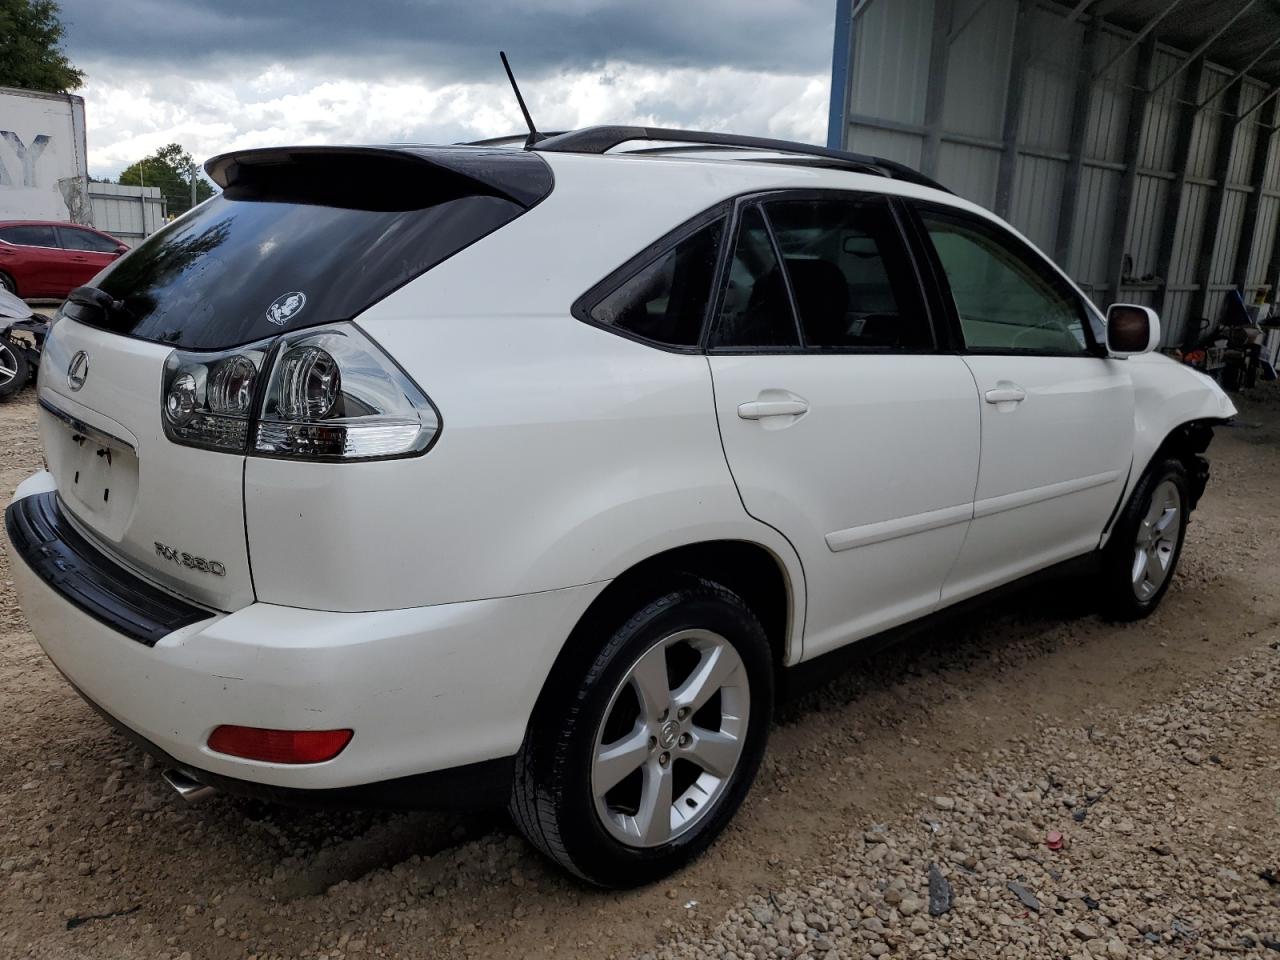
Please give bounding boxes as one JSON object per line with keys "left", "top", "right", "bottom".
{"left": 5, "top": 127, "right": 1236, "bottom": 887}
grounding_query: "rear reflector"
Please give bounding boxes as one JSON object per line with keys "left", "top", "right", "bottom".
{"left": 207, "top": 725, "right": 353, "bottom": 764}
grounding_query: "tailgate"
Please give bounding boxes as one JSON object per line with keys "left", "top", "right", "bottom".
{"left": 36, "top": 317, "right": 252, "bottom": 611}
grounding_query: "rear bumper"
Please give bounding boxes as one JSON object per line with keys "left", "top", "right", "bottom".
{"left": 5, "top": 480, "right": 606, "bottom": 795}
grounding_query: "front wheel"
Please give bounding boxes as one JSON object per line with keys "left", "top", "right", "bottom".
{"left": 509, "top": 578, "right": 773, "bottom": 887}
{"left": 1099, "top": 458, "right": 1189, "bottom": 620}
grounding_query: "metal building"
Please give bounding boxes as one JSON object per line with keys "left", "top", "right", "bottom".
{"left": 827, "top": 0, "right": 1280, "bottom": 348}
{"left": 87, "top": 181, "right": 166, "bottom": 247}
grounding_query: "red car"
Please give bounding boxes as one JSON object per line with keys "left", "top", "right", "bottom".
{"left": 0, "top": 221, "right": 128, "bottom": 299}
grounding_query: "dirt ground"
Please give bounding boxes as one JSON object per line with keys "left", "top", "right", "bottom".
{"left": 1, "top": 376, "right": 1277, "bottom": 960}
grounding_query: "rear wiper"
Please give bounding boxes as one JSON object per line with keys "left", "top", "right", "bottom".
{"left": 65, "top": 285, "right": 134, "bottom": 327}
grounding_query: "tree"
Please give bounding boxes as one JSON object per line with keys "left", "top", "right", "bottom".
{"left": 118, "top": 143, "right": 216, "bottom": 217}
{"left": 0, "top": 0, "right": 84, "bottom": 93}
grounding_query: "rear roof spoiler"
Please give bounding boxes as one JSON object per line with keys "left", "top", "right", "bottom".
{"left": 204, "top": 145, "right": 553, "bottom": 209}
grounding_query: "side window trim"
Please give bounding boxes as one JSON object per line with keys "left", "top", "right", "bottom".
{"left": 756, "top": 200, "right": 808, "bottom": 349}
{"left": 572, "top": 201, "right": 732, "bottom": 354}
{"left": 890, "top": 198, "right": 965, "bottom": 353}
{"left": 707, "top": 188, "right": 945, "bottom": 356}
{"left": 910, "top": 200, "right": 1103, "bottom": 358}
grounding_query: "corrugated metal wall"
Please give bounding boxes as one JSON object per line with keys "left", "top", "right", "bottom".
{"left": 832, "top": 0, "right": 1280, "bottom": 348}
{"left": 87, "top": 182, "right": 166, "bottom": 247}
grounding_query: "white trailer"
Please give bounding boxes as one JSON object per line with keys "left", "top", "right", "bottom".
{"left": 0, "top": 86, "right": 90, "bottom": 224}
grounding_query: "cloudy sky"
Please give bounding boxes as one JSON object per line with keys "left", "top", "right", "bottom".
{"left": 57, "top": 0, "right": 837, "bottom": 181}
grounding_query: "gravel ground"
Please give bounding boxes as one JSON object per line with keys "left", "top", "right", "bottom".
{"left": 1, "top": 377, "right": 1278, "bottom": 960}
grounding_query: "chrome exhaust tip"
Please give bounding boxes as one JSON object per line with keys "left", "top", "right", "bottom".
{"left": 161, "top": 768, "right": 217, "bottom": 803}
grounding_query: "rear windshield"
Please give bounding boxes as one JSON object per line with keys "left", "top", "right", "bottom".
{"left": 73, "top": 150, "right": 550, "bottom": 350}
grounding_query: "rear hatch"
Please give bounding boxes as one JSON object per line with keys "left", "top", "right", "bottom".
{"left": 36, "top": 145, "right": 552, "bottom": 613}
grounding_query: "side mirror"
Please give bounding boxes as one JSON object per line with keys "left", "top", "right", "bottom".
{"left": 1105, "top": 304, "right": 1160, "bottom": 357}
{"left": 114, "top": 244, "right": 129, "bottom": 255}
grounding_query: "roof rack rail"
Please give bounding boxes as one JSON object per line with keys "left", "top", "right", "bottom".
{"left": 530, "top": 125, "right": 950, "bottom": 193}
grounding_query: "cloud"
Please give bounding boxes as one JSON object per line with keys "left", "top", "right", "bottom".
{"left": 60, "top": 1, "right": 835, "bottom": 179}
{"left": 79, "top": 60, "right": 830, "bottom": 180}
{"left": 61, "top": 0, "right": 833, "bottom": 78}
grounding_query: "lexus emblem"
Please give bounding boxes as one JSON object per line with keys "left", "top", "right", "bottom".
{"left": 265, "top": 291, "right": 306, "bottom": 326}
{"left": 67, "top": 350, "right": 89, "bottom": 391}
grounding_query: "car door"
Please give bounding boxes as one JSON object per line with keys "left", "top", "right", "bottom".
{"left": 56, "top": 227, "right": 121, "bottom": 292}
{"left": 708, "top": 193, "right": 981, "bottom": 658}
{"left": 0, "top": 224, "right": 61, "bottom": 297}
{"left": 908, "top": 203, "right": 1134, "bottom": 604}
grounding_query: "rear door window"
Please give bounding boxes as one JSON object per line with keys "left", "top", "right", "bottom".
{"left": 0, "top": 225, "right": 57, "bottom": 248}
{"left": 765, "top": 198, "right": 932, "bottom": 350}
{"left": 59, "top": 228, "right": 120, "bottom": 253}
{"left": 709, "top": 206, "right": 801, "bottom": 349}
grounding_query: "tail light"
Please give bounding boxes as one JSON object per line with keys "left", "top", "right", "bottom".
{"left": 161, "top": 323, "right": 439, "bottom": 460}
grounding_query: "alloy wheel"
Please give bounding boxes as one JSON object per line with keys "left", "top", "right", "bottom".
{"left": 1132, "top": 478, "right": 1181, "bottom": 601}
{"left": 591, "top": 629, "right": 749, "bottom": 848}
{"left": 0, "top": 341, "right": 19, "bottom": 389}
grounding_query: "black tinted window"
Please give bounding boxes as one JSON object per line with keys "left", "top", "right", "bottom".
{"left": 709, "top": 206, "right": 800, "bottom": 349}
{"left": 0, "top": 225, "right": 57, "bottom": 247}
{"left": 60, "top": 228, "right": 120, "bottom": 253}
{"left": 589, "top": 219, "right": 724, "bottom": 348}
{"left": 67, "top": 150, "right": 552, "bottom": 350}
{"left": 766, "top": 198, "right": 931, "bottom": 349}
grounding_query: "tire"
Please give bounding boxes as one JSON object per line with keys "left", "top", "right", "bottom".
{"left": 1099, "top": 458, "right": 1189, "bottom": 621}
{"left": 509, "top": 577, "right": 773, "bottom": 888}
{"left": 0, "top": 337, "right": 30, "bottom": 400}
{"left": 0, "top": 272, "right": 15, "bottom": 295}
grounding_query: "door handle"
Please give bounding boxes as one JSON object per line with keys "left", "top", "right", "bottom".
{"left": 738, "top": 399, "right": 809, "bottom": 420}
{"left": 984, "top": 385, "right": 1027, "bottom": 404}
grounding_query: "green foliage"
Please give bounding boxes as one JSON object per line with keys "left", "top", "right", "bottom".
{"left": 0, "top": 0, "right": 84, "bottom": 93}
{"left": 118, "top": 143, "right": 216, "bottom": 217}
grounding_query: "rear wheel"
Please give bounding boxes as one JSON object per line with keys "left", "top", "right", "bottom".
{"left": 509, "top": 578, "right": 773, "bottom": 887}
{"left": 1099, "top": 458, "right": 1189, "bottom": 620}
{"left": 0, "top": 338, "right": 29, "bottom": 400}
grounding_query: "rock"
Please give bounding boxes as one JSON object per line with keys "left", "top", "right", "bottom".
{"left": 1007, "top": 881, "right": 1039, "bottom": 912}
{"left": 1182, "top": 749, "right": 1204, "bottom": 765}
{"left": 899, "top": 895, "right": 923, "bottom": 916}
{"left": 868, "top": 944, "right": 889, "bottom": 957}
{"left": 927, "top": 863, "right": 952, "bottom": 917}
{"left": 751, "top": 906, "right": 774, "bottom": 926}
{"left": 1106, "top": 937, "right": 1127, "bottom": 959}
{"left": 1072, "top": 922, "right": 1099, "bottom": 941}
{"left": 932, "top": 796, "right": 956, "bottom": 811}
{"left": 909, "top": 916, "right": 930, "bottom": 935}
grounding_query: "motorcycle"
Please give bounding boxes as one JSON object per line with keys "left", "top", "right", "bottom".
{"left": 0, "top": 287, "right": 49, "bottom": 401}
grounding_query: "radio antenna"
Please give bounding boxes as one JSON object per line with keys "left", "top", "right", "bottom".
{"left": 499, "top": 51, "right": 545, "bottom": 148}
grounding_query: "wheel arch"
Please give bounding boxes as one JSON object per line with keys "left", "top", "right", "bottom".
{"left": 529, "top": 538, "right": 802, "bottom": 723}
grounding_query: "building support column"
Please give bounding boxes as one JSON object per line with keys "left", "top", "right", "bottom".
{"left": 827, "top": 0, "right": 856, "bottom": 150}
{"left": 994, "top": 0, "right": 1033, "bottom": 218}
{"left": 1054, "top": 15, "right": 1100, "bottom": 268}
{"left": 1106, "top": 37, "right": 1157, "bottom": 306}
{"left": 1189, "top": 82, "right": 1244, "bottom": 324}
{"left": 1230, "top": 96, "right": 1280, "bottom": 293}
{"left": 1154, "top": 57, "right": 1206, "bottom": 325}
{"left": 920, "top": 0, "right": 956, "bottom": 178}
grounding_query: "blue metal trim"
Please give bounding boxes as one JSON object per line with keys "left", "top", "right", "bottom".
{"left": 827, "top": 0, "right": 855, "bottom": 149}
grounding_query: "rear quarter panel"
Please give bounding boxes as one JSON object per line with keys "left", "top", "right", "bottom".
{"left": 243, "top": 158, "right": 807, "bottom": 653}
